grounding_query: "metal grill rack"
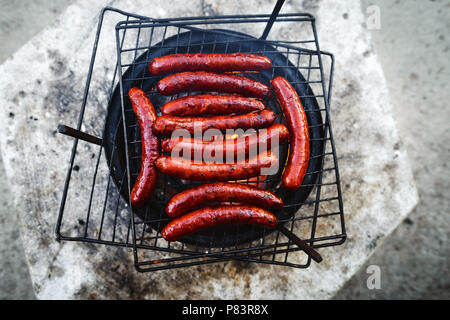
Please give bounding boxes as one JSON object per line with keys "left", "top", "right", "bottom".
{"left": 56, "top": 1, "right": 346, "bottom": 272}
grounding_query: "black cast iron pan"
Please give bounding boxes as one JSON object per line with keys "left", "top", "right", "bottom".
{"left": 104, "top": 29, "right": 324, "bottom": 248}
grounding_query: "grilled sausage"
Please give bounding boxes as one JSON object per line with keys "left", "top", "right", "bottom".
{"left": 165, "top": 182, "right": 284, "bottom": 218}
{"left": 161, "top": 205, "right": 278, "bottom": 241}
{"left": 161, "top": 94, "right": 266, "bottom": 116}
{"left": 155, "top": 151, "right": 278, "bottom": 182}
{"left": 128, "top": 87, "right": 160, "bottom": 206}
{"left": 161, "top": 123, "right": 289, "bottom": 160}
{"left": 149, "top": 53, "right": 272, "bottom": 75}
{"left": 153, "top": 110, "right": 276, "bottom": 136}
{"left": 271, "top": 76, "right": 310, "bottom": 190}
{"left": 157, "top": 71, "right": 273, "bottom": 99}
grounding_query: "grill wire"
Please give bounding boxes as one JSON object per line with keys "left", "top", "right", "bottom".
{"left": 55, "top": 8, "right": 346, "bottom": 272}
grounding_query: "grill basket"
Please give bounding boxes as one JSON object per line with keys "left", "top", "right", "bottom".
{"left": 56, "top": 3, "right": 346, "bottom": 272}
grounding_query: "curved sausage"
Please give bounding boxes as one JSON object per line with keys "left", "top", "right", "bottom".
{"left": 153, "top": 110, "right": 276, "bottom": 136}
{"left": 128, "top": 87, "right": 160, "bottom": 206}
{"left": 161, "top": 123, "right": 289, "bottom": 160}
{"left": 156, "top": 71, "right": 273, "bottom": 99}
{"left": 155, "top": 151, "right": 278, "bottom": 182}
{"left": 149, "top": 53, "right": 272, "bottom": 75}
{"left": 161, "top": 205, "right": 278, "bottom": 241}
{"left": 165, "top": 182, "right": 284, "bottom": 217}
{"left": 161, "top": 94, "right": 266, "bottom": 116}
{"left": 271, "top": 76, "right": 310, "bottom": 190}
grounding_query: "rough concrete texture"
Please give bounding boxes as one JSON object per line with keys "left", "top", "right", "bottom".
{"left": 0, "top": 0, "right": 74, "bottom": 63}
{"left": 335, "top": 0, "right": 450, "bottom": 299}
{"left": 0, "top": 156, "right": 35, "bottom": 299}
{"left": 0, "top": 0, "right": 419, "bottom": 299}
{"left": 0, "top": 0, "right": 74, "bottom": 300}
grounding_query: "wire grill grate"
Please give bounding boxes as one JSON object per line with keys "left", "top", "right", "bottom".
{"left": 55, "top": 5, "right": 345, "bottom": 272}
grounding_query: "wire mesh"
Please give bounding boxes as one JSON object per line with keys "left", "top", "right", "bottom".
{"left": 55, "top": 7, "right": 345, "bottom": 272}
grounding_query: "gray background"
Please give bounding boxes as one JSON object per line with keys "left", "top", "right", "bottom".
{"left": 0, "top": 0, "right": 448, "bottom": 299}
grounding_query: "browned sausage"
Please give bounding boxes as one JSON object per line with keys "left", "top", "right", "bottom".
{"left": 149, "top": 53, "right": 272, "bottom": 75}
{"left": 156, "top": 71, "right": 272, "bottom": 99}
{"left": 161, "top": 123, "right": 289, "bottom": 160}
{"left": 161, "top": 205, "right": 278, "bottom": 241}
{"left": 161, "top": 94, "right": 266, "bottom": 116}
{"left": 153, "top": 110, "right": 276, "bottom": 136}
{"left": 128, "top": 87, "right": 160, "bottom": 206}
{"left": 155, "top": 151, "right": 278, "bottom": 182}
{"left": 271, "top": 76, "right": 310, "bottom": 190}
{"left": 165, "top": 182, "right": 284, "bottom": 218}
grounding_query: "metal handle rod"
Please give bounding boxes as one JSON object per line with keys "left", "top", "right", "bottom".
{"left": 57, "top": 124, "right": 102, "bottom": 146}
{"left": 279, "top": 226, "right": 323, "bottom": 263}
{"left": 260, "top": 0, "right": 285, "bottom": 40}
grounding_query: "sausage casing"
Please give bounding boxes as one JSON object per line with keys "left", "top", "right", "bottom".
{"left": 149, "top": 53, "right": 272, "bottom": 75}
{"left": 271, "top": 76, "right": 310, "bottom": 190}
{"left": 157, "top": 71, "right": 273, "bottom": 99}
{"left": 128, "top": 87, "right": 160, "bottom": 206}
{"left": 161, "top": 94, "right": 266, "bottom": 116}
{"left": 165, "top": 182, "right": 284, "bottom": 217}
{"left": 153, "top": 110, "right": 276, "bottom": 136}
{"left": 155, "top": 151, "right": 278, "bottom": 182}
{"left": 161, "top": 123, "right": 289, "bottom": 160}
{"left": 161, "top": 205, "right": 278, "bottom": 241}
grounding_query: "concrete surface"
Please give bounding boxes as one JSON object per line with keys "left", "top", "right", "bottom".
{"left": 0, "top": 0, "right": 448, "bottom": 300}
{"left": 0, "top": 0, "right": 74, "bottom": 63}
{"left": 0, "top": 156, "right": 35, "bottom": 299}
{"left": 0, "top": 0, "right": 74, "bottom": 300}
{"left": 334, "top": 0, "right": 450, "bottom": 300}
{"left": 0, "top": 0, "right": 418, "bottom": 299}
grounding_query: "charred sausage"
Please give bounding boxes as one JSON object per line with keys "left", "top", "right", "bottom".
{"left": 149, "top": 53, "right": 272, "bottom": 75}
{"left": 161, "top": 205, "right": 278, "bottom": 241}
{"left": 153, "top": 110, "right": 276, "bottom": 136}
{"left": 161, "top": 94, "right": 266, "bottom": 116}
{"left": 165, "top": 182, "right": 284, "bottom": 218}
{"left": 128, "top": 87, "right": 160, "bottom": 206}
{"left": 155, "top": 151, "right": 278, "bottom": 182}
{"left": 271, "top": 76, "right": 310, "bottom": 190}
{"left": 156, "top": 71, "right": 273, "bottom": 99}
{"left": 161, "top": 123, "right": 289, "bottom": 160}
